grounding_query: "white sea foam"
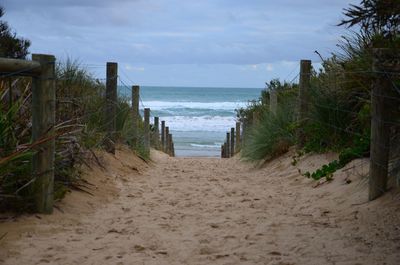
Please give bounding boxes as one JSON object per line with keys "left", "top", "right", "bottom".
{"left": 161, "top": 115, "right": 236, "bottom": 132}
{"left": 129, "top": 86, "right": 261, "bottom": 156}
{"left": 141, "top": 101, "right": 248, "bottom": 110}
{"left": 190, "top": 143, "right": 221, "bottom": 148}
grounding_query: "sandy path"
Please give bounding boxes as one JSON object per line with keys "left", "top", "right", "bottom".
{"left": 1, "top": 149, "right": 400, "bottom": 265}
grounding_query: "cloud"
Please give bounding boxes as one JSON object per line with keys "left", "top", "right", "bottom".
{"left": 2, "top": 0, "right": 360, "bottom": 86}
{"left": 3, "top": 0, "right": 137, "bottom": 8}
{"left": 125, "top": 64, "right": 145, "bottom": 72}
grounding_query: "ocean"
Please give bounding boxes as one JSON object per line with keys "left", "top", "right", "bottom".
{"left": 120, "top": 86, "right": 263, "bottom": 157}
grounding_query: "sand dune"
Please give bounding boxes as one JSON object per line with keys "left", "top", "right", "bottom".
{"left": 1, "top": 146, "right": 399, "bottom": 265}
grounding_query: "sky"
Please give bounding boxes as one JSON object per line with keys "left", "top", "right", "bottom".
{"left": 2, "top": 0, "right": 358, "bottom": 88}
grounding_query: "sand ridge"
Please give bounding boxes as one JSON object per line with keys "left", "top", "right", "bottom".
{"left": 0, "top": 147, "right": 400, "bottom": 264}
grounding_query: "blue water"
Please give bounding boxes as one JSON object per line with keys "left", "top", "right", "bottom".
{"left": 119, "top": 86, "right": 262, "bottom": 157}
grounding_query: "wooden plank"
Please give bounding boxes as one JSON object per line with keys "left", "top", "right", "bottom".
{"left": 0, "top": 57, "right": 41, "bottom": 76}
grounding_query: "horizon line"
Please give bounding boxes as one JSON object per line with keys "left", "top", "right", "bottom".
{"left": 117, "top": 84, "right": 265, "bottom": 89}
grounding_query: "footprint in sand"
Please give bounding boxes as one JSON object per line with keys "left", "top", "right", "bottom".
{"left": 199, "top": 246, "right": 217, "bottom": 255}
{"left": 37, "top": 258, "right": 51, "bottom": 264}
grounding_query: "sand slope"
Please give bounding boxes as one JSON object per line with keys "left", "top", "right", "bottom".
{"left": 1, "top": 147, "right": 399, "bottom": 265}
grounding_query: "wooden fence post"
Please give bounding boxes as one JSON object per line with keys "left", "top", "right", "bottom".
{"left": 165, "top": 126, "right": 170, "bottom": 154}
{"left": 161, "top": 121, "right": 166, "bottom": 152}
{"left": 221, "top": 144, "right": 224, "bottom": 158}
{"left": 171, "top": 137, "right": 175, "bottom": 157}
{"left": 223, "top": 142, "right": 228, "bottom": 158}
{"left": 369, "top": 48, "right": 397, "bottom": 201}
{"left": 226, "top": 132, "right": 230, "bottom": 158}
{"left": 168, "top": 133, "right": 173, "bottom": 156}
{"left": 144, "top": 108, "right": 150, "bottom": 154}
{"left": 105, "top": 62, "right": 117, "bottom": 154}
{"left": 32, "top": 54, "right": 56, "bottom": 214}
{"left": 270, "top": 89, "right": 277, "bottom": 114}
{"left": 235, "top": 122, "right": 241, "bottom": 152}
{"left": 132, "top": 85, "right": 140, "bottom": 146}
{"left": 297, "top": 59, "right": 311, "bottom": 147}
{"left": 153, "top": 116, "right": 160, "bottom": 148}
{"left": 230, "top": 127, "right": 235, "bottom": 157}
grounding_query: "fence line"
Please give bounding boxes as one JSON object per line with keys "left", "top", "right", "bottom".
{"left": 0, "top": 55, "right": 56, "bottom": 213}
{"left": 0, "top": 56, "right": 176, "bottom": 214}
{"left": 222, "top": 50, "right": 399, "bottom": 201}
{"left": 115, "top": 73, "right": 176, "bottom": 157}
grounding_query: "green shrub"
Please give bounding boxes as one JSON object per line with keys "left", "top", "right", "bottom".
{"left": 303, "top": 135, "right": 370, "bottom": 180}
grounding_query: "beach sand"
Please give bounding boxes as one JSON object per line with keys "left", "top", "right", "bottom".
{"left": 1, "top": 146, "right": 399, "bottom": 264}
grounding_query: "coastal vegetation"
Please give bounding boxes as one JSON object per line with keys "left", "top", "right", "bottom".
{"left": 0, "top": 6, "right": 150, "bottom": 211}
{"left": 237, "top": 1, "right": 399, "bottom": 180}
{"left": 0, "top": 1, "right": 399, "bottom": 211}
{"left": 0, "top": 7, "right": 30, "bottom": 59}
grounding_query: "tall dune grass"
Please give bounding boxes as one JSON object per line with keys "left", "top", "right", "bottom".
{"left": 241, "top": 102, "right": 296, "bottom": 161}
{"left": 0, "top": 59, "right": 148, "bottom": 211}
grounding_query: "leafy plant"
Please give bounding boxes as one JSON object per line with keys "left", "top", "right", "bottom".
{"left": 303, "top": 135, "right": 370, "bottom": 180}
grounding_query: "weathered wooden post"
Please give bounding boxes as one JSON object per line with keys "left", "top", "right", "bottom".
{"left": 161, "top": 121, "right": 166, "bottom": 152}
{"left": 223, "top": 142, "right": 227, "bottom": 158}
{"left": 168, "top": 133, "right": 173, "bottom": 156}
{"left": 153, "top": 116, "right": 160, "bottom": 148}
{"left": 144, "top": 108, "right": 150, "bottom": 154}
{"left": 226, "top": 132, "right": 231, "bottom": 158}
{"left": 165, "top": 126, "right": 170, "bottom": 154}
{"left": 297, "top": 59, "right": 311, "bottom": 147}
{"left": 235, "top": 122, "right": 241, "bottom": 153}
{"left": 369, "top": 48, "right": 398, "bottom": 201}
{"left": 32, "top": 54, "right": 56, "bottom": 214}
{"left": 171, "top": 139, "right": 175, "bottom": 157}
{"left": 270, "top": 89, "right": 277, "bottom": 115}
{"left": 105, "top": 62, "right": 117, "bottom": 154}
{"left": 132, "top": 85, "right": 140, "bottom": 146}
{"left": 221, "top": 144, "right": 224, "bottom": 158}
{"left": 230, "top": 127, "right": 235, "bottom": 157}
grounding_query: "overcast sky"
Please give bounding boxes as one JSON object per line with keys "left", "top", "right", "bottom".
{"left": 2, "top": 0, "right": 358, "bottom": 88}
